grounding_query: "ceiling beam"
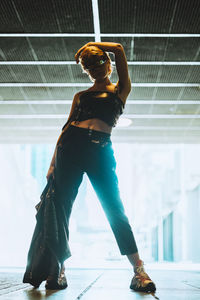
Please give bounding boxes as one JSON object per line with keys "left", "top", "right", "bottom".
{"left": 91, "top": 0, "right": 101, "bottom": 42}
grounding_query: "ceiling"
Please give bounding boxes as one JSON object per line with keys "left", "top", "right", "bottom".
{"left": 0, "top": 0, "right": 200, "bottom": 143}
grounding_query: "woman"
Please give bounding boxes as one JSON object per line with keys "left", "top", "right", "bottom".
{"left": 25, "top": 42, "right": 156, "bottom": 292}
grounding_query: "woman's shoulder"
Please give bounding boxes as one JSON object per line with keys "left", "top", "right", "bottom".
{"left": 74, "top": 89, "right": 92, "bottom": 104}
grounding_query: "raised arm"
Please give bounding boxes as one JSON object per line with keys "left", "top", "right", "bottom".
{"left": 75, "top": 42, "right": 131, "bottom": 101}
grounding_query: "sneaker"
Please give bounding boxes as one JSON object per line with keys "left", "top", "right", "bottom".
{"left": 45, "top": 263, "right": 68, "bottom": 290}
{"left": 130, "top": 260, "right": 156, "bottom": 293}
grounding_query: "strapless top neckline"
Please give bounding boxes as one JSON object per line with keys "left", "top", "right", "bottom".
{"left": 79, "top": 90, "right": 125, "bottom": 108}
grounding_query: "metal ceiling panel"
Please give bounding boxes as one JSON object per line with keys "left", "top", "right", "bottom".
{"left": 102, "top": 37, "right": 200, "bottom": 62}
{"left": 0, "top": 65, "right": 44, "bottom": 82}
{"left": 0, "top": 118, "right": 66, "bottom": 128}
{"left": 48, "top": 87, "right": 89, "bottom": 100}
{"left": 164, "top": 38, "right": 200, "bottom": 62}
{"left": 1, "top": 103, "right": 199, "bottom": 116}
{"left": 0, "top": 104, "right": 65, "bottom": 115}
{"left": 0, "top": 87, "right": 83, "bottom": 100}
{"left": 128, "top": 87, "right": 200, "bottom": 101}
{"left": 0, "top": 0, "right": 94, "bottom": 33}
{"left": 1, "top": 117, "right": 200, "bottom": 128}
{"left": 0, "top": 65, "right": 87, "bottom": 83}
{"left": 99, "top": 0, "right": 200, "bottom": 33}
{"left": 170, "top": 0, "right": 200, "bottom": 33}
{"left": 1, "top": 65, "right": 199, "bottom": 84}
{"left": 30, "top": 37, "right": 94, "bottom": 61}
{"left": 129, "top": 118, "right": 200, "bottom": 127}
{"left": 0, "top": 86, "right": 199, "bottom": 101}
{"left": 0, "top": 37, "right": 94, "bottom": 61}
{"left": 129, "top": 65, "right": 200, "bottom": 83}
{"left": 133, "top": 37, "right": 200, "bottom": 62}
{"left": 2, "top": 36, "right": 198, "bottom": 62}
{"left": 0, "top": 87, "right": 25, "bottom": 100}
{"left": 0, "top": 38, "right": 34, "bottom": 61}
{"left": 99, "top": 0, "right": 174, "bottom": 33}
{"left": 125, "top": 104, "right": 200, "bottom": 115}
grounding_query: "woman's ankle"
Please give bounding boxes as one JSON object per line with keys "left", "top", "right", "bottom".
{"left": 126, "top": 252, "right": 142, "bottom": 269}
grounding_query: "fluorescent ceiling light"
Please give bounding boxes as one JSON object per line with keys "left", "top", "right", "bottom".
{"left": 116, "top": 117, "right": 132, "bottom": 127}
{"left": 101, "top": 34, "right": 200, "bottom": 37}
{"left": 0, "top": 33, "right": 95, "bottom": 37}
{"left": 0, "top": 100, "right": 72, "bottom": 104}
{"left": 0, "top": 61, "right": 199, "bottom": 65}
{"left": 0, "top": 83, "right": 199, "bottom": 87}
{"left": 0, "top": 33, "right": 199, "bottom": 37}
{"left": 0, "top": 115, "right": 68, "bottom": 119}
{"left": 0, "top": 61, "right": 77, "bottom": 65}
{"left": 2, "top": 126, "right": 200, "bottom": 131}
{"left": 1, "top": 126, "right": 61, "bottom": 130}
{"left": 127, "top": 62, "right": 200, "bottom": 65}
{"left": 1, "top": 100, "right": 200, "bottom": 105}
{"left": 123, "top": 114, "right": 200, "bottom": 119}
{"left": 117, "top": 126, "right": 200, "bottom": 131}
{"left": 1, "top": 114, "right": 200, "bottom": 119}
{"left": 0, "top": 83, "right": 91, "bottom": 87}
{"left": 131, "top": 83, "right": 200, "bottom": 87}
{"left": 124, "top": 101, "right": 200, "bottom": 105}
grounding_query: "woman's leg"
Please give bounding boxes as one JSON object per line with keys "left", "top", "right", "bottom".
{"left": 86, "top": 141, "right": 156, "bottom": 292}
{"left": 86, "top": 142, "right": 138, "bottom": 256}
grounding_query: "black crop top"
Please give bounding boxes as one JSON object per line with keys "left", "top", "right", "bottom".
{"left": 62, "top": 91, "right": 125, "bottom": 130}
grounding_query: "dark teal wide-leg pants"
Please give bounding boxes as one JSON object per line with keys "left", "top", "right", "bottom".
{"left": 54, "top": 124, "right": 138, "bottom": 256}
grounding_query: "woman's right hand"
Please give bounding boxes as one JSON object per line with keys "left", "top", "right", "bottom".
{"left": 46, "top": 165, "right": 55, "bottom": 181}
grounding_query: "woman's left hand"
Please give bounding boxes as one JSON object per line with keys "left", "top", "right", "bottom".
{"left": 46, "top": 165, "right": 55, "bottom": 181}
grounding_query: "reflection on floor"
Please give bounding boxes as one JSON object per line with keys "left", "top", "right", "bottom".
{"left": 0, "top": 268, "right": 200, "bottom": 299}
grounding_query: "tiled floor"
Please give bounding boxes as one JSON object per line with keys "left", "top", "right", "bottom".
{"left": 0, "top": 268, "right": 200, "bottom": 299}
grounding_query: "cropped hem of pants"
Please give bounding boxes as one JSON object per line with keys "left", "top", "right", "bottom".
{"left": 54, "top": 124, "right": 138, "bottom": 256}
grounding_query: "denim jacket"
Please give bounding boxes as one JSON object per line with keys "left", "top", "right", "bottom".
{"left": 23, "top": 175, "right": 71, "bottom": 285}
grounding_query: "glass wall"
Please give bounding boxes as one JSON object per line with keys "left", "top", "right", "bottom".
{"left": 0, "top": 143, "right": 200, "bottom": 267}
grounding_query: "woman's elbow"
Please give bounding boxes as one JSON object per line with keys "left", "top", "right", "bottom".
{"left": 115, "top": 43, "right": 124, "bottom": 52}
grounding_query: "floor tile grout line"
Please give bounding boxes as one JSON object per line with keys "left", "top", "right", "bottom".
{"left": 75, "top": 272, "right": 104, "bottom": 299}
{"left": 183, "top": 282, "right": 200, "bottom": 290}
{"left": 0, "top": 283, "right": 28, "bottom": 290}
{"left": 0, "top": 285, "right": 30, "bottom": 297}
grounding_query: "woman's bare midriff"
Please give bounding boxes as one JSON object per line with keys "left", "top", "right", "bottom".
{"left": 70, "top": 118, "right": 112, "bottom": 134}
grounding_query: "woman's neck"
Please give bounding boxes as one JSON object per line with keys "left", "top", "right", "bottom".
{"left": 92, "top": 77, "right": 112, "bottom": 89}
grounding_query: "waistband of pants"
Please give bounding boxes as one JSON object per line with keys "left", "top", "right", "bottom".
{"left": 67, "top": 124, "right": 111, "bottom": 142}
